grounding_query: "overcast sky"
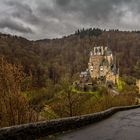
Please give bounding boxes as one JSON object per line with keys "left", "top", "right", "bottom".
{"left": 0, "top": 0, "right": 140, "bottom": 40}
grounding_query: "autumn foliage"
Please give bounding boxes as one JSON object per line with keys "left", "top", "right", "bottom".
{"left": 0, "top": 57, "right": 38, "bottom": 127}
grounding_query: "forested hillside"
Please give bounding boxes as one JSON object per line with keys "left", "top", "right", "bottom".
{"left": 0, "top": 30, "right": 139, "bottom": 87}
{"left": 0, "top": 29, "right": 139, "bottom": 127}
{"left": 36, "top": 29, "right": 140, "bottom": 81}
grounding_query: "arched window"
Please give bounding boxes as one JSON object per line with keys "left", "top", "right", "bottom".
{"left": 95, "top": 48, "right": 98, "bottom": 54}
{"left": 99, "top": 47, "right": 101, "bottom": 53}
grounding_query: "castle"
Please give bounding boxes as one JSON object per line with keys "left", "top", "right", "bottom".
{"left": 80, "top": 46, "right": 119, "bottom": 86}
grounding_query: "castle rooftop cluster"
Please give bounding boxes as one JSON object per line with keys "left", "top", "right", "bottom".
{"left": 80, "top": 46, "right": 119, "bottom": 86}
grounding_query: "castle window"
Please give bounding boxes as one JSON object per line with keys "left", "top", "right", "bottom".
{"left": 95, "top": 48, "right": 98, "bottom": 54}
{"left": 100, "top": 66, "right": 103, "bottom": 71}
{"left": 99, "top": 48, "right": 101, "bottom": 53}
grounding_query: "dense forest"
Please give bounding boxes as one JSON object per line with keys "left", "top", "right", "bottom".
{"left": 0, "top": 29, "right": 139, "bottom": 86}
{"left": 0, "top": 29, "right": 139, "bottom": 127}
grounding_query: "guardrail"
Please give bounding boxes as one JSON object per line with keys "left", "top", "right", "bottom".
{"left": 0, "top": 105, "right": 140, "bottom": 140}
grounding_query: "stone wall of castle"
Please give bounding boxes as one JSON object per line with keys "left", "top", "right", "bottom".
{"left": 88, "top": 55, "right": 103, "bottom": 79}
{"left": 88, "top": 46, "right": 119, "bottom": 85}
{"left": 106, "top": 71, "right": 117, "bottom": 84}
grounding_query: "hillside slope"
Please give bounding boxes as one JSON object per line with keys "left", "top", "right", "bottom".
{"left": 0, "top": 30, "right": 139, "bottom": 89}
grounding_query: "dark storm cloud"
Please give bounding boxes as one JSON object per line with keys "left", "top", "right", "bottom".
{"left": 0, "top": 0, "right": 140, "bottom": 39}
{"left": 37, "top": 0, "right": 139, "bottom": 28}
{"left": 54, "top": 0, "right": 127, "bottom": 20}
{"left": 0, "top": 18, "right": 33, "bottom": 33}
{"left": 5, "top": 0, "right": 40, "bottom": 25}
{"left": 56, "top": 0, "right": 71, "bottom": 6}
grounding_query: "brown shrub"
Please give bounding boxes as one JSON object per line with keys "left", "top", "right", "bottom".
{"left": 0, "top": 57, "right": 38, "bottom": 127}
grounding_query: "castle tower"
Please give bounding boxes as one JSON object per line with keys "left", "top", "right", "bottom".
{"left": 89, "top": 46, "right": 104, "bottom": 79}
{"left": 93, "top": 46, "right": 104, "bottom": 55}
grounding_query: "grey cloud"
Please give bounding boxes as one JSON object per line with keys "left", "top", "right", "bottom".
{"left": 56, "top": 0, "right": 72, "bottom": 6}
{"left": 37, "top": 0, "right": 140, "bottom": 36}
{"left": 54, "top": 0, "right": 126, "bottom": 21}
{"left": 0, "top": 18, "right": 33, "bottom": 33}
{"left": 6, "top": 1, "right": 32, "bottom": 13}
{"left": 5, "top": 0, "right": 40, "bottom": 25}
{"left": 0, "top": 0, "right": 140, "bottom": 39}
{"left": 37, "top": 0, "right": 122, "bottom": 26}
